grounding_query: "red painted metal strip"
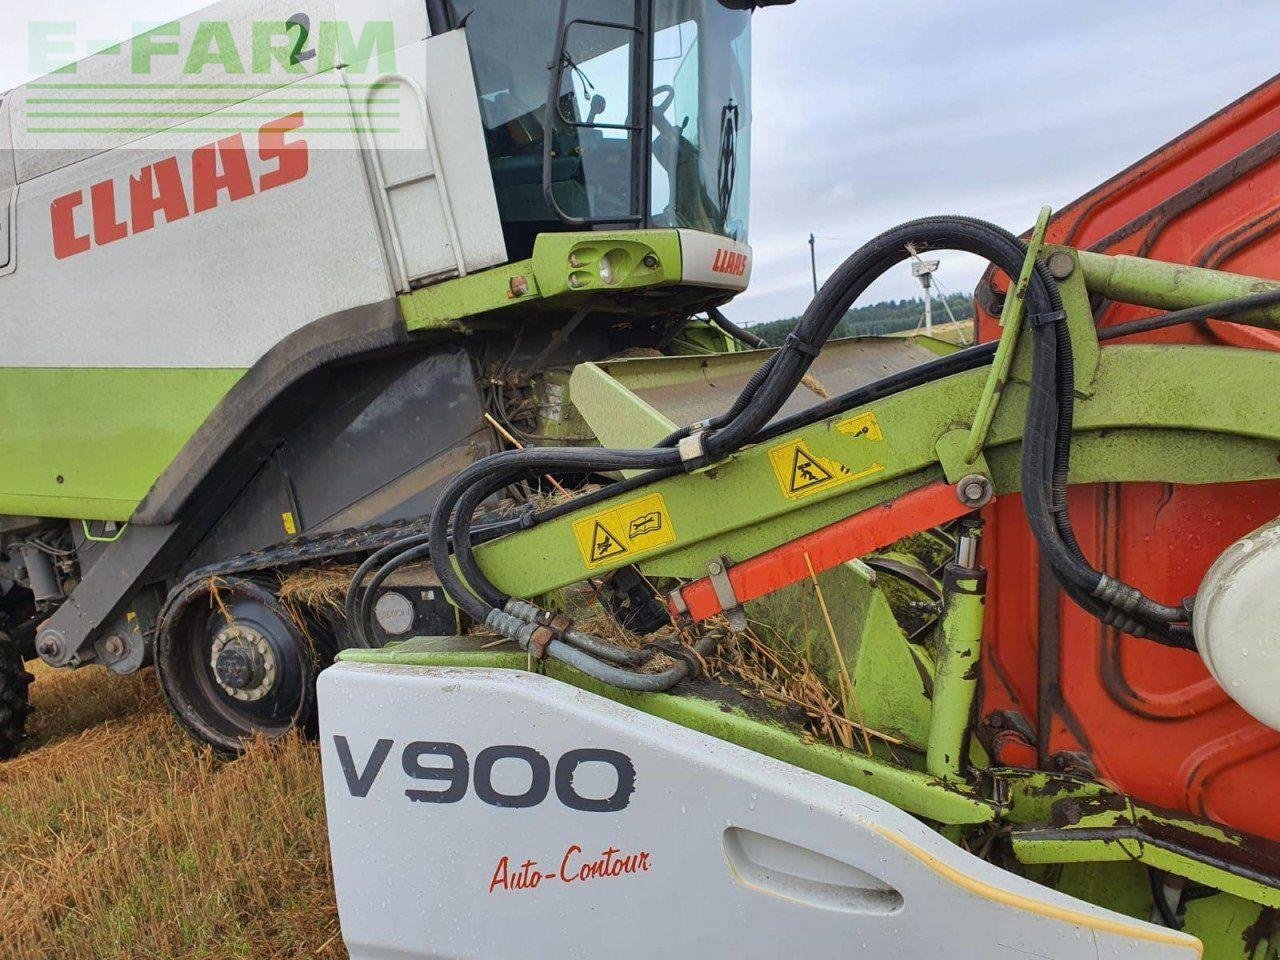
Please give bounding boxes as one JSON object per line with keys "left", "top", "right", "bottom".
{"left": 669, "top": 482, "right": 974, "bottom": 622}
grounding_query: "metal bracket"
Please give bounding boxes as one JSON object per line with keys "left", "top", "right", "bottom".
{"left": 707, "top": 556, "right": 747, "bottom": 633}
{"left": 666, "top": 585, "right": 691, "bottom": 624}
{"left": 963, "top": 205, "right": 1053, "bottom": 465}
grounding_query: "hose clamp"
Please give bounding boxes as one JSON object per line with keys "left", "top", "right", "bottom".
{"left": 667, "top": 585, "right": 691, "bottom": 623}
{"left": 678, "top": 431, "right": 706, "bottom": 466}
{"left": 528, "top": 612, "right": 572, "bottom": 660}
{"left": 785, "top": 332, "right": 822, "bottom": 359}
{"left": 1028, "top": 309, "right": 1067, "bottom": 329}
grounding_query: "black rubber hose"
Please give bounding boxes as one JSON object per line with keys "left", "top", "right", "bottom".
{"left": 1097, "top": 287, "right": 1280, "bottom": 341}
{"left": 429, "top": 447, "right": 683, "bottom": 625}
{"left": 343, "top": 513, "right": 528, "bottom": 647}
{"left": 701, "top": 217, "right": 1043, "bottom": 461}
{"left": 418, "top": 214, "right": 1202, "bottom": 661}
{"left": 707, "top": 306, "right": 768, "bottom": 349}
{"left": 346, "top": 533, "right": 430, "bottom": 647}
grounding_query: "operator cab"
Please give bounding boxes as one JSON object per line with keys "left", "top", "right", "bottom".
{"left": 440, "top": 0, "right": 754, "bottom": 259}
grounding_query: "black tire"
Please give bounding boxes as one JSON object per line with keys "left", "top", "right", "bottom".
{"left": 0, "top": 630, "right": 34, "bottom": 760}
{"left": 156, "top": 578, "right": 317, "bottom": 757}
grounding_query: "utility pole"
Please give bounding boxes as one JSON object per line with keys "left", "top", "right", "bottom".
{"left": 809, "top": 233, "right": 818, "bottom": 296}
{"left": 911, "top": 258, "right": 941, "bottom": 336}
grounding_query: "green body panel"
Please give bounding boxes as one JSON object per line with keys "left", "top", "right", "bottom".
{"left": 474, "top": 343, "right": 1280, "bottom": 596}
{"left": 1184, "top": 894, "right": 1280, "bottom": 960}
{"left": 1010, "top": 794, "right": 1280, "bottom": 910}
{"left": 568, "top": 362, "right": 677, "bottom": 449}
{"left": 845, "top": 563, "right": 935, "bottom": 750}
{"left": 399, "top": 230, "right": 685, "bottom": 334}
{"left": 1, "top": 228, "right": 703, "bottom": 523}
{"left": 1049, "top": 862, "right": 1277, "bottom": 959}
{"left": 924, "top": 572, "right": 985, "bottom": 780}
{"left": 0, "top": 367, "right": 245, "bottom": 521}
{"left": 336, "top": 641, "right": 997, "bottom": 826}
{"left": 1079, "top": 248, "right": 1280, "bottom": 328}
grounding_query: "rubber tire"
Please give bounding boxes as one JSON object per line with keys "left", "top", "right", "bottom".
{"left": 0, "top": 630, "right": 34, "bottom": 760}
{"left": 156, "top": 578, "right": 317, "bottom": 757}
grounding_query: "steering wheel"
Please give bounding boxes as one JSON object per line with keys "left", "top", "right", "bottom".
{"left": 651, "top": 84, "right": 681, "bottom": 144}
{"left": 653, "top": 84, "right": 676, "bottom": 115}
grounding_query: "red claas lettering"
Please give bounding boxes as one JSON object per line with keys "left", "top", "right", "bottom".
{"left": 50, "top": 112, "right": 310, "bottom": 260}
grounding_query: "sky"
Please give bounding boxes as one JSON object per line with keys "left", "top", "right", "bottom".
{"left": 3, "top": 2, "right": 1278, "bottom": 325}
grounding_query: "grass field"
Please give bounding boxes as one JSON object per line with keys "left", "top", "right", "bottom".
{"left": 0, "top": 661, "right": 346, "bottom": 960}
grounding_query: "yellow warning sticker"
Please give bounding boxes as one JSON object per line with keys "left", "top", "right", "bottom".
{"left": 837, "top": 412, "right": 885, "bottom": 441}
{"left": 768, "top": 439, "right": 883, "bottom": 501}
{"left": 573, "top": 494, "right": 677, "bottom": 569}
{"left": 281, "top": 512, "right": 298, "bottom": 536}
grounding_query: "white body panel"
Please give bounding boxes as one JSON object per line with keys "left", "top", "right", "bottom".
{"left": 318, "top": 662, "right": 1201, "bottom": 960}
{"left": 678, "top": 228, "right": 752, "bottom": 292}
{"left": 0, "top": 0, "right": 505, "bottom": 371}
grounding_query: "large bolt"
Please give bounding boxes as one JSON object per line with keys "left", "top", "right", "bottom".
{"left": 103, "top": 635, "right": 126, "bottom": 658}
{"left": 36, "top": 634, "right": 61, "bottom": 659}
{"left": 957, "top": 473, "right": 994, "bottom": 509}
{"left": 1047, "top": 250, "right": 1076, "bottom": 281}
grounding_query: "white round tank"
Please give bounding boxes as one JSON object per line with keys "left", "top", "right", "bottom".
{"left": 1193, "top": 518, "right": 1280, "bottom": 732}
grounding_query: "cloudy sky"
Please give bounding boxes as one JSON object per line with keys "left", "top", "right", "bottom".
{"left": 3, "top": 2, "right": 1276, "bottom": 325}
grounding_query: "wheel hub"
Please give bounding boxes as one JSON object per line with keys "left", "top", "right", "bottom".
{"left": 209, "top": 625, "right": 277, "bottom": 702}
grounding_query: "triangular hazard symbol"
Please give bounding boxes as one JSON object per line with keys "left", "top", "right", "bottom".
{"left": 789, "top": 447, "right": 834, "bottom": 493}
{"left": 590, "top": 521, "right": 628, "bottom": 563}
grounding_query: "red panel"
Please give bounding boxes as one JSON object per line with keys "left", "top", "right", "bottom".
{"left": 670, "top": 483, "right": 969, "bottom": 622}
{"left": 976, "top": 75, "right": 1280, "bottom": 840}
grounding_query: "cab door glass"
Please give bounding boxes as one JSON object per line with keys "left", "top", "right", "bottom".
{"left": 552, "top": 13, "right": 639, "bottom": 222}
{"left": 650, "top": 18, "right": 700, "bottom": 230}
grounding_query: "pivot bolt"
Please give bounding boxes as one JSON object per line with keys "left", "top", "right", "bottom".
{"left": 103, "top": 635, "right": 126, "bottom": 658}
{"left": 1047, "top": 250, "right": 1076, "bottom": 281}
{"left": 36, "top": 634, "right": 61, "bottom": 659}
{"left": 956, "top": 474, "right": 994, "bottom": 509}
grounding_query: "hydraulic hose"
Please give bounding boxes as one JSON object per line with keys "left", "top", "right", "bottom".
{"left": 707, "top": 306, "right": 768, "bottom": 349}
{"left": 358, "top": 214, "right": 1209, "bottom": 687}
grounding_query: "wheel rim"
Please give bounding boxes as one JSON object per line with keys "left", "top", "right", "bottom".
{"left": 157, "top": 579, "right": 315, "bottom": 754}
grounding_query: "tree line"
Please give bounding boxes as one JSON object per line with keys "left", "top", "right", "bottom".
{"left": 744, "top": 292, "right": 974, "bottom": 346}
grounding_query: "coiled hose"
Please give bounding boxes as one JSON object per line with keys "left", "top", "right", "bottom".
{"left": 350, "top": 214, "right": 1196, "bottom": 689}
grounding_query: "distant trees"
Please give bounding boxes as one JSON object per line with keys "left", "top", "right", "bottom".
{"left": 746, "top": 292, "right": 974, "bottom": 346}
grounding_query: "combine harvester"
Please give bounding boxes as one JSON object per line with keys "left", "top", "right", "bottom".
{"left": 4, "top": 2, "right": 1280, "bottom": 958}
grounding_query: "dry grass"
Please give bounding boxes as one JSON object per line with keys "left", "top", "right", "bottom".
{"left": 707, "top": 622, "right": 900, "bottom": 752}
{"left": 277, "top": 566, "right": 356, "bottom": 621}
{"left": 563, "top": 580, "right": 896, "bottom": 750}
{"left": 0, "top": 661, "right": 343, "bottom": 960}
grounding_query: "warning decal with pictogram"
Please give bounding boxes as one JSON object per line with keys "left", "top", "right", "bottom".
{"left": 588, "top": 521, "right": 627, "bottom": 563}
{"left": 788, "top": 446, "right": 834, "bottom": 493}
{"left": 573, "top": 494, "right": 677, "bottom": 568}
{"left": 767, "top": 438, "right": 883, "bottom": 501}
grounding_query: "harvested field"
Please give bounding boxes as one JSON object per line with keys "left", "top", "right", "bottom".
{"left": 0, "top": 661, "right": 345, "bottom": 960}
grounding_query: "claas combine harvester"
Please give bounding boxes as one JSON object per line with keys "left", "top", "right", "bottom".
{"left": 4, "top": 1, "right": 1280, "bottom": 958}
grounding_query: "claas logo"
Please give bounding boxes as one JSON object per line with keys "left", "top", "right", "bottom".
{"left": 50, "top": 112, "right": 309, "bottom": 260}
{"left": 629, "top": 512, "right": 664, "bottom": 538}
{"left": 711, "top": 248, "right": 748, "bottom": 277}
